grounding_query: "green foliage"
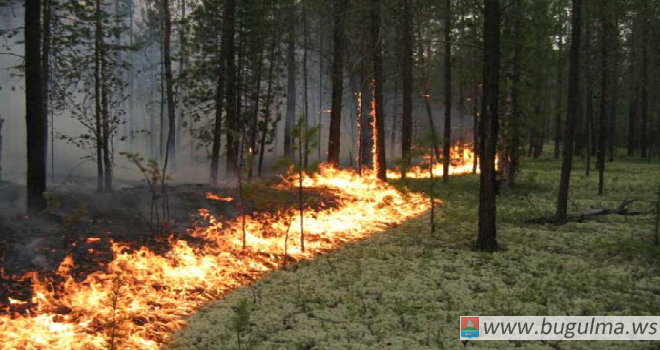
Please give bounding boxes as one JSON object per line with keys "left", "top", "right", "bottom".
{"left": 228, "top": 298, "right": 252, "bottom": 350}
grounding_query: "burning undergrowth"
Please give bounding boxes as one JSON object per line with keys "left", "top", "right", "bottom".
{"left": 0, "top": 165, "right": 431, "bottom": 350}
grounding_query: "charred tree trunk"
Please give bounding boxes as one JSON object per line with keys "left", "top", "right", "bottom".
{"left": 401, "top": 0, "right": 413, "bottom": 172}
{"left": 327, "top": 0, "right": 347, "bottom": 166}
{"left": 26, "top": 0, "right": 47, "bottom": 212}
{"left": 556, "top": 0, "right": 582, "bottom": 223}
{"left": 372, "top": 0, "right": 386, "bottom": 180}
{"left": 476, "top": 0, "right": 500, "bottom": 252}
{"left": 442, "top": 0, "right": 452, "bottom": 183}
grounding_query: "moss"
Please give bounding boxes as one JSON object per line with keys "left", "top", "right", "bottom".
{"left": 169, "top": 158, "right": 660, "bottom": 350}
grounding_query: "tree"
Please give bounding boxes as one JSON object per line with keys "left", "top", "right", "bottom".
{"left": 210, "top": 0, "right": 229, "bottom": 187}
{"left": 283, "top": 0, "right": 296, "bottom": 160}
{"left": 476, "top": 0, "right": 500, "bottom": 252}
{"left": 500, "top": 0, "right": 523, "bottom": 187}
{"left": 597, "top": 0, "right": 614, "bottom": 195}
{"left": 442, "top": 0, "right": 452, "bottom": 183}
{"left": 327, "top": 0, "right": 347, "bottom": 166}
{"left": 371, "top": 0, "right": 386, "bottom": 180}
{"left": 162, "top": 0, "right": 176, "bottom": 171}
{"left": 224, "top": 0, "right": 238, "bottom": 174}
{"left": 26, "top": 0, "right": 47, "bottom": 212}
{"left": 401, "top": 0, "right": 413, "bottom": 173}
{"left": 556, "top": 0, "right": 583, "bottom": 223}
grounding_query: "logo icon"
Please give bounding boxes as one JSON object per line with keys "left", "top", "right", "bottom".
{"left": 461, "top": 317, "right": 479, "bottom": 338}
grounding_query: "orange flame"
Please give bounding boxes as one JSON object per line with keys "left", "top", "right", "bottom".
{"left": 388, "top": 144, "right": 479, "bottom": 179}
{"left": 205, "top": 193, "right": 234, "bottom": 202}
{"left": 0, "top": 165, "right": 430, "bottom": 349}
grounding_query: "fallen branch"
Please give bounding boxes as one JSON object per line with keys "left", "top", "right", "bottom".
{"left": 529, "top": 199, "right": 645, "bottom": 224}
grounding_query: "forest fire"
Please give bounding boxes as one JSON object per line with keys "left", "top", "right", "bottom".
{"left": 0, "top": 165, "right": 430, "bottom": 350}
{"left": 388, "top": 144, "right": 478, "bottom": 179}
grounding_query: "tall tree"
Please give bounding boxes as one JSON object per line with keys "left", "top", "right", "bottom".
{"left": 476, "top": 0, "right": 500, "bottom": 252}
{"left": 442, "top": 0, "right": 452, "bottom": 183}
{"left": 401, "top": 0, "right": 413, "bottom": 173}
{"left": 501, "top": 0, "right": 523, "bottom": 187}
{"left": 597, "top": 0, "right": 614, "bottom": 195}
{"left": 639, "top": 3, "right": 649, "bottom": 159}
{"left": 224, "top": 0, "right": 238, "bottom": 173}
{"left": 556, "top": 0, "right": 582, "bottom": 223}
{"left": 162, "top": 0, "right": 176, "bottom": 170}
{"left": 327, "top": 0, "right": 347, "bottom": 165}
{"left": 26, "top": 0, "right": 47, "bottom": 212}
{"left": 210, "top": 0, "right": 230, "bottom": 186}
{"left": 284, "top": 0, "right": 296, "bottom": 160}
{"left": 372, "top": 0, "right": 386, "bottom": 180}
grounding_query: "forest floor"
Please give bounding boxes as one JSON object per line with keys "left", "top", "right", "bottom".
{"left": 169, "top": 156, "right": 660, "bottom": 350}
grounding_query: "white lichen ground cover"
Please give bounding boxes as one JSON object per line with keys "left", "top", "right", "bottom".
{"left": 169, "top": 157, "right": 660, "bottom": 350}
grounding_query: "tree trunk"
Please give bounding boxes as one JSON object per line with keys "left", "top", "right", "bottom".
{"left": 102, "top": 40, "right": 112, "bottom": 192}
{"left": 476, "top": 0, "right": 500, "bottom": 252}
{"left": 94, "top": 0, "right": 104, "bottom": 192}
{"left": 371, "top": 0, "right": 386, "bottom": 180}
{"left": 42, "top": 0, "right": 51, "bottom": 183}
{"left": 442, "top": 0, "right": 452, "bottom": 183}
{"left": 327, "top": 0, "right": 347, "bottom": 165}
{"left": 639, "top": 9, "right": 649, "bottom": 159}
{"left": 360, "top": 60, "right": 373, "bottom": 170}
{"left": 224, "top": 0, "right": 238, "bottom": 174}
{"left": 247, "top": 48, "right": 264, "bottom": 180}
{"left": 284, "top": 3, "right": 296, "bottom": 160}
{"left": 597, "top": 2, "right": 614, "bottom": 195}
{"left": 585, "top": 13, "right": 593, "bottom": 175}
{"left": 554, "top": 33, "right": 564, "bottom": 159}
{"left": 417, "top": 27, "right": 442, "bottom": 161}
{"left": 26, "top": 0, "right": 47, "bottom": 212}
{"left": 627, "top": 15, "right": 638, "bottom": 157}
{"left": 163, "top": 0, "right": 176, "bottom": 171}
{"left": 502, "top": 0, "right": 522, "bottom": 188}
{"left": 0, "top": 117, "right": 3, "bottom": 181}
{"left": 302, "top": 3, "right": 310, "bottom": 168}
{"left": 556, "top": 0, "right": 582, "bottom": 223}
{"left": 258, "top": 32, "right": 280, "bottom": 177}
{"left": 401, "top": 0, "right": 413, "bottom": 172}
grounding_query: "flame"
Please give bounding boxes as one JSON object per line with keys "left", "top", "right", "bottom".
{"left": 0, "top": 165, "right": 430, "bottom": 350}
{"left": 388, "top": 144, "right": 479, "bottom": 179}
{"left": 205, "top": 193, "right": 234, "bottom": 202}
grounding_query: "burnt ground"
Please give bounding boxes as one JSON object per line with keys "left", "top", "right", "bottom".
{"left": 0, "top": 177, "right": 341, "bottom": 309}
